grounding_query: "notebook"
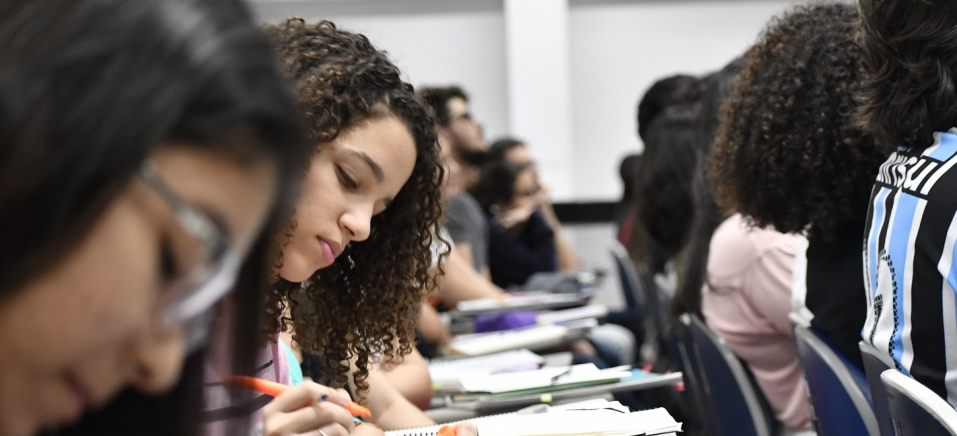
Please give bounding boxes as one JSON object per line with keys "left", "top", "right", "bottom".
{"left": 454, "top": 293, "right": 589, "bottom": 315}
{"left": 445, "top": 324, "right": 570, "bottom": 357}
{"left": 536, "top": 305, "right": 609, "bottom": 325}
{"left": 429, "top": 349, "right": 544, "bottom": 392}
{"left": 452, "top": 363, "right": 631, "bottom": 398}
{"left": 383, "top": 404, "right": 681, "bottom": 436}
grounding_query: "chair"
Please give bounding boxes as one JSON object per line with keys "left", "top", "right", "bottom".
{"left": 685, "top": 314, "right": 775, "bottom": 436}
{"left": 881, "top": 369, "right": 957, "bottom": 436}
{"left": 860, "top": 341, "right": 897, "bottom": 436}
{"left": 792, "top": 324, "right": 878, "bottom": 436}
{"left": 672, "top": 315, "right": 720, "bottom": 434}
{"left": 609, "top": 241, "right": 644, "bottom": 313}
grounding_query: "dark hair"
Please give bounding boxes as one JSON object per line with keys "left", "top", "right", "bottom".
{"left": 1, "top": 0, "right": 307, "bottom": 434}
{"left": 487, "top": 137, "right": 526, "bottom": 165}
{"left": 419, "top": 86, "right": 469, "bottom": 127}
{"left": 710, "top": 3, "right": 886, "bottom": 241}
{"left": 637, "top": 75, "right": 700, "bottom": 141}
{"left": 472, "top": 162, "right": 527, "bottom": 214}
{"left": 264, "top": 19, "right": 445, "bottom": 398}
{"left": 671, "top": 59, "right": 743, "bottom": 319}
{"left": 635, "top": 103, "right": 704, "bottom": 260}
{"left": 857, "top": 0, "right": 957, "bottom": 151}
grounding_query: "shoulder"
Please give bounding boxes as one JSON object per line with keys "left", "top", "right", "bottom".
{"left": 709, "top": 214, "right": 801, "bottom": 277}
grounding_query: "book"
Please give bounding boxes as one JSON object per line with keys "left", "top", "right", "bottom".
{"left": 451, "top": 364, "right": 631, "bottom": 399}
{"left": 453, "top": 293, "right": 590, "bottom": 316}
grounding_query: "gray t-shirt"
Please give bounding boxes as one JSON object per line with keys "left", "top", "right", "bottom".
{"left": 444, "top": 192, "right": 489, "bottom": 271}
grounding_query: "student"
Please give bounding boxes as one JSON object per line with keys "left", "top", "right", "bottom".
{"left": 709, "top": 3, "right": 887, "bottom": 369}
{"left": 858, "top": 0, "right": 957, "bottom": 406}
{"left": 473, "top": 162, "right": 557, "bottom": 288}
{"left": 420, "top": 87, "right": 490, "bottom": 274}
{"left": 0, "top": 0, "right": 308, "bottom": 435}
{"left": 206, "top": 19, "right": 473, "bottom": 436}
{"left": 486, "top": 138, "right": 581, "bottom": 271}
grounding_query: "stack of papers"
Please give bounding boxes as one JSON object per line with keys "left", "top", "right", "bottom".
{"left": 429, "top": 349, "right": 544, "bottom": 392}
{"left": 384, "top": 399, "right": 682, "bottom": 436}
{"left": 445, "top": 324, "right": 569, "bottom": 357}
{"left": 450, "top": 364, "right": 632, "bottom": 401}
{"left": 455, "top": 293, "right": 589, "bottom": 315}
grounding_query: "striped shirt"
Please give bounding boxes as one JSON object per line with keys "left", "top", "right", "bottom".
{"left": 863, "top": 128, "right": 957, "bottom": 406}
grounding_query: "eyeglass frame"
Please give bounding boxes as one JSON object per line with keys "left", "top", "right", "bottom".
{"left": 138, "top": 160, "right": 242, "bottom": 351}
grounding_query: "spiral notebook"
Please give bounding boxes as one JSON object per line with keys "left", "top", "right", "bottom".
{"left": 383, "top": 405, "right": 681, "bottom": 436}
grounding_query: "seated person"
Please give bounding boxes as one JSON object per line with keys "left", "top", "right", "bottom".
{"left": 487, "top": 138, "right": 581, "bottom": 271}
{"left": 858, "top": 0, "right": 957, "bottom": 406}
{"left": 473, "top": 162, "right": 557, "bottom": 288}
{"left": 709, "top": 3, "right": 887, "bottom": 369}
{"left": 701, "top": 214, "right": 811, "bottom": 432}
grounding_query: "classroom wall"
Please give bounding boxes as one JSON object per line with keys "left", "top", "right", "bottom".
{"left": 250, "top": 0, "right": 836, "bottom": 201}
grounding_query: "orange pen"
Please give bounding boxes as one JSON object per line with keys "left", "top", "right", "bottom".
{"left": 224, "top": 376, "right": 372, "bottom": 418}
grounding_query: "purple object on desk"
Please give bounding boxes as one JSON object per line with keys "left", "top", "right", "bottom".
{"left": 472, "top": 311, "right": 537, "bottom": 333}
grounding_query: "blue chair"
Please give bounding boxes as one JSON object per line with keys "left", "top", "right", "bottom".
{"left": 609, "top": 241, "right": 645, "bottom": 314}
{"left": 860, "top": 341, "right": 897, "bottom": 436}
{"left": 881, "top": 369, "right": 957, "bottom": 436}
{"left": 793, "top": 324, "right": 878, "bottom": 436}
{"left": 673, "top": 315, "right": 720, "bottom": 435}
{"left": 686, "top": 314, "right": 775, "bottom": 436}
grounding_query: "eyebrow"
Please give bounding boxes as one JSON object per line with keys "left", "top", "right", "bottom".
{"left": 346, "top": 148, "right": 384, "bottom": 183}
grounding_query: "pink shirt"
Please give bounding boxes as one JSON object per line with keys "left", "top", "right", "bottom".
{"left": 701, "top": 214, "right": 811, "bottom": 430}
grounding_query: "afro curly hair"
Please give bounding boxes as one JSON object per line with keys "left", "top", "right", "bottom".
{"left": 709, "top": 3, "right": 886, "bottom": 240}
{"left": 263, "top": 19, "right": 446, "bottom": 397}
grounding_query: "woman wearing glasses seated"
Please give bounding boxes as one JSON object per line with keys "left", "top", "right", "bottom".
{"left": 0, "top": 0, "right": 310, "bottom": 436}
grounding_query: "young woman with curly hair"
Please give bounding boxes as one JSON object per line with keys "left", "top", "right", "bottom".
{"left": 204, "top": 19, "right": 479, "bottom": 436}
{"left": 858, "top": 0, "right": 957, "bottom": 408}
{"left": 0, "top": 0, "right": 309, "bottom": 435}
{"left": 709, "top": 3, "right": 887, "bottom": 371}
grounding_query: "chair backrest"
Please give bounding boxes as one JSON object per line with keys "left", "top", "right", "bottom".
{"left": 860, "top": 341, "right": 897, "bottom": 436}
{"left": 792, "top": 324, "right": 879, "bottom": 436}
{"left": 673, "top": 315, "right": 720, "bottom": 435}
{"left": 881, "top": 369, "right": 957, "bottom": 436}
{"left": 609, "top": 241, "right": 644, "bottom": 312}
{"left": 686, "top": 314, "right": 774, "bottom": 436}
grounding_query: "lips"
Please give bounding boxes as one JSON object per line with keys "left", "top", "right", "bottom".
{"left": 316, "top": 237, "right": 342, "bottom": 265}
{"left": 63, "top": 373, "right": 94, "bottom": 418}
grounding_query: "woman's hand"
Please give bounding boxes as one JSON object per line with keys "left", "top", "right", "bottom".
{"left": 452, "top": 423, "right": 477, "bottom": 436}
{"left": 262, "top": 381, "right": 356, "bottom": 436}
{"left": 350, "top": 423, "right": 385, "bottom": 436}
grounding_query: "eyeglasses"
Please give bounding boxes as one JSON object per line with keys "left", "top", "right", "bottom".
{"left": 139, "top": 161, "right": 241, "bottom": 352}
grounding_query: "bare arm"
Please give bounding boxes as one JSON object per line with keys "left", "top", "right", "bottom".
{"left": 417, "top": 302, "right": 451, "bottom": 348}
{"left": 436, "top": 247, "right": 506, "bottom": 307}
{"left": 349, "top": 363, "right": 434, "bottom": 430}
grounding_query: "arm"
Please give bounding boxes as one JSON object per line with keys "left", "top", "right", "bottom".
{"left": 417, "top": 302, "right": 451, "bottom": 348}
{"left": 436, "top": 247, "right": 506, "bottom": 307}
{"left": 349, "top": 364, "right": 434, "bottom": 430}
{"left": 378, "top": 347, "right": 434, "bottom": 410}
{"left": 540, "top": 201, "right": 581, "bottom": 271}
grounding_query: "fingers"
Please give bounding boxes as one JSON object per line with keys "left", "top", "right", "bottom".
{"left": 335, "top": 388, "right": 351, "bottom": 402}
{"left": 296, "top": 423, "right": 352, "bottom": 436}
{"left": 453, "top": 423, "right": 477, "bottom": 436}
{"left": 264, "top": 381, "right": 348, "bottom": 413}
{"left": 263, "top": 401, "right": 355, "bottom": 435}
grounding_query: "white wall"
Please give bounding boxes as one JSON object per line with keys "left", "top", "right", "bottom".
{"left": 251, "top": 0, "right": 826, "bottom": 201}
{"left": 569, "top": 0, "right": 799, "bottom": 200}
{"left": 251, "top": 2, "right": 511, "bottom": 142}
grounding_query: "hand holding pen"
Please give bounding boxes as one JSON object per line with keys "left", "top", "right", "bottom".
{"left": 228, "top": 376, "right": 363, "bottom": 436}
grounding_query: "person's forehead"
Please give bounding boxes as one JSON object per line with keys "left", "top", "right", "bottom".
{"left": 506, "top": 146, "right": 533, "bottom": 164}
{"left": 446, "top": 97, "right": 469, "bottom": 115}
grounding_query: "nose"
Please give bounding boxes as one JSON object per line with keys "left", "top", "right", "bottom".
{"left": 340, "top": 203, "right": 373, "bottom": 243}
{"left": 128, "top": 326, "right": 186, "bottom": 394}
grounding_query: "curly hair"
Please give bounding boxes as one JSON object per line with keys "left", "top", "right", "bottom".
{"left": 857, "top": 0, "right": 957, "bottom": 152}
{"left": 709, "top": 4, "right": 886, "bottom": 240}
{"left": 263, "top": 19, "right": 446, "bottom": 397}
